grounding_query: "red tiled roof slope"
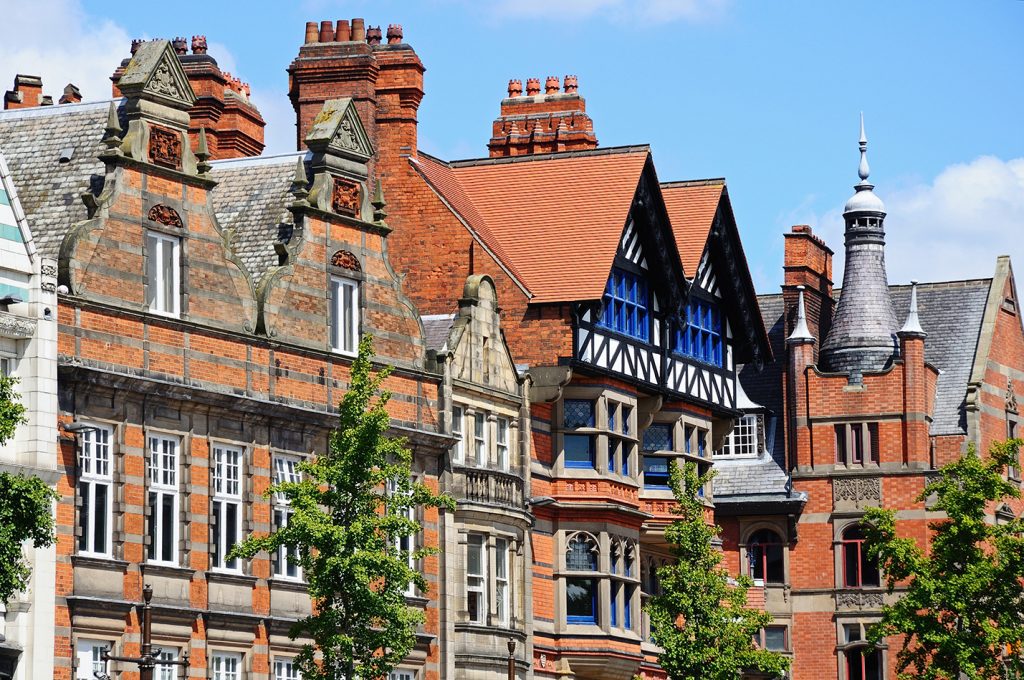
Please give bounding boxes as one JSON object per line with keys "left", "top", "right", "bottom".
{"left": 661, "top": 180, "right": 724, "bottom": 276}
{"left": 445, "top": 148, "right": 649, "bottom": 304}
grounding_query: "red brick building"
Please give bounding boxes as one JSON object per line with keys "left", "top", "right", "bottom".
{"left": 715, "top": 126, "right": 1024, "bottom": 679}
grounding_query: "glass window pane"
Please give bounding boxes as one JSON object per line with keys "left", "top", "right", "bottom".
{"left": 563, "top": 400, "right": 595, "bottom": 428}
{"left": 764, "top": 626, "right": 786, "bottom": 650}
{"left": 94, "top": 483, "right": 108, "bottom": 554}
{"left": 563, "top": 434, "right": 594, "bottom": 468}
{"left": 566, "top": 578, "right": 596, "bottom": 623}
{"left": 642, "top": 424, "right": 672, "bottom": 452}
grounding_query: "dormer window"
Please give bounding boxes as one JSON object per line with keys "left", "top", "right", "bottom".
{"left": 329, "top": 250, "right": 362, "bottom": 356}
{"left": 146, "top": 230, "right": 180, "bottom": 317}
{"left": 675, "top": 298, "right": 722, "bottom": 367}
{"left": 599, "top": 268, "right": 649, "bottom": 342}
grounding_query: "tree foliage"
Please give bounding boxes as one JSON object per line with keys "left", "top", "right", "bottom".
{"left": 647, "top": 461, "right": 790, "bottom": 680}
{"left": 231, "top": 335, "right": 454, "bottom": 680}
{"left": 0, "top": 373, "right": 57, "bottom": 604}
{"left": 863, "top": 438, "right": 1024, "bottom": 680}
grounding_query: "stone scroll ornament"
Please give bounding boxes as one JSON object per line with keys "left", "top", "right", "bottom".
{"left": 331, "top": 177, "right": 360, "bottom": 216}
{"left": 836, "top": 591, "right": 883, "bottom": 609}
{"left": 147, "top": 204, "right": 184, "bottom": 228}
{"left": 832, "top": 477, "right": 881, "bottom": 504}
{"left": 149, "top": 126, "right": 182, "bottom": 170}
{"left": 331, "top": 250, "right": 361, "bottom": 272}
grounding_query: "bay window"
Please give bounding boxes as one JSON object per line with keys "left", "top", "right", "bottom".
{"left": 562, "top": 399, "right": 596, "bottom": 469}
{"left": 642, "top": 423, "right": 673, "bottom": 490}
{"left": 565, "top": 534, "right": 599, "bottom": 625}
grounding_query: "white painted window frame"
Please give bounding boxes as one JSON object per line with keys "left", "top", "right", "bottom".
{"left": 466, "top": 533, "right": 487, "bottom": 623}
{"left": 146, "top": 230, "right": 180, "bottom": 318}
{"left": 272, "top": 454, "right": 303, "bottom": 580}
{"left": 452, "top": 404, "right": 465, "bottom": 464}
{"left": 330, "top": 275, "right": 360, "bottom": 356}
{"left": 210, "top": 650, "right": 243, "bottom": 680}
{"left": 211, "top": 444, "right": 243, "bottom": 573}
{"left": 496, "top": 417, "right": 510, "bottom": 471}
{"left": 147, "top": 434, "right": 180, "bottom": 565}
{"left": 78, "top": 425, "right": 113, "bottom": 557}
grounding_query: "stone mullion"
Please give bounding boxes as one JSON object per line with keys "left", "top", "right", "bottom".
{"left": 188, "top": 435, "right": 210, "bottom": 610}
{"left": 121, "top": 423, "right": 147, "bottom": 600}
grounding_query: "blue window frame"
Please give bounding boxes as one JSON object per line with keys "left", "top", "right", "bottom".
{"left": 643, "top": 455, "right": 672, "bottom": 489}
{"left": 675, "top": 298, "right": 723, "bottom": 367}
{"left": 624, "top": 585, "right": 634, "bottom": 629}
{"left": 566, "top": 578, "right": 598, "bottom": 624}
{"left": 563, "top": 400, "right": 596, "bottom": 469}
{"left": 600, "top": 268, "right": 649, "bottom": 342}
{"left": 611, "top": 582, "right": 620, "bottom": 627}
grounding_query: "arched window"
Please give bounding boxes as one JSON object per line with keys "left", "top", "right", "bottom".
{"left": 747, "top": 528, "right": 785, "bottom": 584}
{"left": 565, "top": 534, "right": 599, "bottom": 624}
{"left": 841, "top": 526, "right": 879, "bottom": 588}
{"left": 842, "top": 623, "right": 883, "bottom": 680}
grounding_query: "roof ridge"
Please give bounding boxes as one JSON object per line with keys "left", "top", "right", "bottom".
{"left": 446, "top": 144, "right": 650, "bottom": 168}
{"left": 661, "top": 178, "right": 726, "bottom": 188}
{"left": 0, "top": 98, "right": 120, "bottom": 120}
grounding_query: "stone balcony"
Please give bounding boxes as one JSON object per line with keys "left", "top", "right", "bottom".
{"left": 452, "top": 465, "right": 525, "bottom": 510}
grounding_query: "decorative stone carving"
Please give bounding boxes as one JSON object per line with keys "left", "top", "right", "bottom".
{"left": 832, "top": 476, "right": 881, "bottom": 509}
{"left": 0, "top": 311, "right": 37, "bottom": 339}
{"left": 148, "top": 204, "right": 184, "bottom": 228}
{"left": 40, "top": 263, "right": 57, "bottom": 293}
{"left": 149, "top": 126, "right": 182, "bottom": 170}
{"left": 330, "top": 250, "right": 361, "bottom": 271}
{"left": 331, "top": 177, "right": 360, "bottom": 216}
{"left": 1006, "top": 377, "right": 1018, "bottom": 413}
{"left": 148, "top": 58, "right": 189, "bottom": 101}
{"left": 836, "top": 590, "right": 884, "bottom": 610}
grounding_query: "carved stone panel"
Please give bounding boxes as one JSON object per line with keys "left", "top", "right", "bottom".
{"left": 149, "top": 126, "right": 182, "bottom": 170}
{"left": 147, "top": 204, "right": 184, "bottom": 228}
{"left": 330, "top": 250, "right": 361, "bottom": 271}
{"left": 331, "top": 177, "right": 360, "bottom": 217}
{"left": 836, "top": 590, "right": 884, "bottom": 610}
{"left": 832, "top": 476, "right": 881, "bottom": 510}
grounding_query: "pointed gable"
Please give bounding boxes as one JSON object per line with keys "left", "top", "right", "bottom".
{"left": 116, "top": 40, "right": 196, "bottom": 109}
{"left": 305, "top": 97, "right": 374, "bottom": 161}
{"left": 661, "top": 179, "right": 723, "bottom": 277}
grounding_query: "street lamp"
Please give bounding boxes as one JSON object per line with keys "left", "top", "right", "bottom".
{"left": 507, "top": 637, "right": 516, "bottom": 680}
{"left": 96, "top": 585, "right": 189, "bottom": 680}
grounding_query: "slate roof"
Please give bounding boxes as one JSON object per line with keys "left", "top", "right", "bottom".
{"left": 0, "top": 100, "right": 113, "bottom": 259}
{"left": 0, "top": 100, "right": 306, "bottom": 285}
{"left": 208, "top": 152, "right": 303, "bottom": 284}
{"left": 422, "top": 313, "right": 455, "bottom": 352}
{"left": 660, "top": 180, "right": 723, "bottom": 276}
{"left": 716, "top": 278, "right": 993, "bottom": 500}
{"left": 419, "top": 146, "right": 650, "bottom": 304}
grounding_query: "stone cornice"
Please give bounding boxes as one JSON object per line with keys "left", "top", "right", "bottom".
{"left": 0, "top": 310, "right": 36, "bottom": 339}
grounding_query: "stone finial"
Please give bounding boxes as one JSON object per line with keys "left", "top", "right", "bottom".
{"left": 372, "top": 178, "right": 387, "bottom": 224}
{"left": 858, "top": 112, "right": 869, "bottom": 182}
{"left": 525, "top": 78, "right": 541, "bottom": 96}
{"left": 290, "top": 155, "right": 310, "bottom": 203}
{"left": 172, "top": 37, "right": 188, "bottom": 55}
{"left": 545, "top": 76, "right": 560, "bottom": 94}
{"left": 366, "top": 25, "right": 382, "bottom": 45}
{"left": 387, "top": 24, "right": 403, "bottom": 44}
{"left": 191, "top": 35, "right": 208, "bottom": 54}
{"left": 564, "top": 75, "right": 578, "bottom": 94}
{"left": 304, "top": 21, "right": 319, "bottom": 44}
{"left": 102, "top": 101, "right": 122, "bottom": 150}
{"left": 335, "top": 20, "right": 351, "bottom": 42}
{"left": 196, "top": 127, "right": 212, "bottom": 175}
{"left": 787, "top": 286, "right": 815, "bottom": 344}
{"left": 507, "top": 79, "right": 523, "bottom": 98}
{"left": 899, "top": 280, "right": 926, "bottom": 337}
{"left": 131, "top": 39, "right": 144, "bottom": 55}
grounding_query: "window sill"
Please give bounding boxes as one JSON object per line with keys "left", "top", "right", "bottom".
{"left": 147, "top": 308, "right": 181, "bottom": 320}
{"left": 72, "top": 554, "right": 128, "bottom": 570}
{"left": 330, "top": 348, "right": 358, "bottom": 358}
{"left": 143, "top": 562, "right": 194, "bottom": 578}
{"left": 269, "top": 576, "right": 307, "bottom": 592}
{"left": 207, "top": 570, "right": 259, "bottom": 587}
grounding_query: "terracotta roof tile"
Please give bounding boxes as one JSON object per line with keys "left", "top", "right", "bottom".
{"left": 440, "top": 148, "right": 649, "bottom": 304}
{"left": 661, "top": 180, "right": 724, "bottom": 276}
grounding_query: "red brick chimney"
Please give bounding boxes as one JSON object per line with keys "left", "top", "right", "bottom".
{"left": 3, "top": 75, "right": 44, "bottom": 110}
{"left": 782, "top": 225, "right": 834, "bottom": 353}
{"left": 487, "top": 74, "right": 598, "bottom": 157}
{"left": 287, "top": 18, "right": 424, "bottom": 174}
{"left": 111, "top": 37, "right": 266, "bottom": 159}
{"left": 58, "top": 83, "right": 82, "bottom": 104}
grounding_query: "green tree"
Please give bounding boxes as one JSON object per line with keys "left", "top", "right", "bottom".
{"left": 647, "top": 461, "right": 791, "bottom": 680}
{"left": 863, "top": 438, "right": 1024, "bottom": 680}
{"left": 231, "top": 335, "right": 454, "bottom": 680}
{"left": 0, "top": 373, "right": 57, "bottom": 604}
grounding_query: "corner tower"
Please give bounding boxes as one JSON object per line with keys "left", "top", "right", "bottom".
{"left": 820, "top": 116, "right": 899, "bottom": 374}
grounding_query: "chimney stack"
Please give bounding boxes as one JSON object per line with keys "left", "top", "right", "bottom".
{"left": 3, "top": 75, "right": 44, "bottom": 110}
{"left": 58, "top": 83, "right": 82, "bottom": 104}
{"left": 782, "top": 225, "right": 834, "bottom": 356}
{"left": 488, "top": 74, "right": 598, "bottom": 157}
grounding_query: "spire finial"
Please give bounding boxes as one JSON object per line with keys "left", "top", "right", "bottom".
{"left": 196, "top": 127, "right": 211, "bottom": 175}
{"left": 899, "top": 280, "right": 926, "bottom": 337}
{"left": 102, "top": 101, "right": 122, "bottom": 151}
{"left": 787, "top": 285, "right": 815, "bottom": 344}
{"left": 290, "top": 155, "right": 309, "bottom": 205}
{"left": 858, "top": 112, "right": 870, "bottom": 182}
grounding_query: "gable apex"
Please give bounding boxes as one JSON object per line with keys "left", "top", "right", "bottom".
{"left": 116, "top": 40, "right": 196, "bottom": 110}
{"left": 305, "top": 98, "right": 374, "bottom": 161}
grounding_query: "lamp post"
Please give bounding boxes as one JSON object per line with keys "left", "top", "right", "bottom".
{"left": 507, "top": 637, "right": 516, "bottom": 680}
{"left": 97, "top": 584, "right": 189, "bottom": 680}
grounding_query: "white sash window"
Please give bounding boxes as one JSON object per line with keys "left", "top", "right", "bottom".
{"left": 211, "top": 445, "right": 243, "bottom": 572}
{"left": 147, "top": 435, "right": 179, "bottom": 565}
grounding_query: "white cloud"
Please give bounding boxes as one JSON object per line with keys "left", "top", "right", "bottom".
{"left": 0, "top": 0, "right": 134, "bottom": 104}
{"left": 488, "top": 0, "right": 730, "bottom": 23}
{"left": 786, "top": 156, "right": 1024, "bottom": 287}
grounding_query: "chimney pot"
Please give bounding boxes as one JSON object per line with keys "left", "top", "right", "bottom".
{"left": 525, "top": 78, "right": 541, "bottom": 96}
{"left": 351, "top": 18, "right": 365, "bottom": 42}
{"left": 544, "top": 76, "right": 560, "bottom": 95}
{"left": 507, "top": 79, "right": 523, "bottom": 98}
{"left": 191, "top": 35, "right": 208, "bottom": 54}
{"left": 304, "top": 22, "right": 319, "bottom": 44}
{"left": 366, "top": 25, "right": 382, "bottom": 45}
{"left": 563, "top": 75, "right": 578, "bottom": 94}
{"left": 319, "top": 20, "right": 334, "bottom": 42}
{"left": 335, "top": 19, "right": 351, "bottom": 42}
{"left": 130, "top": 39, "right": 143, "bottom": 55}
{"left": 172, "top": 37, "right": 188, "bottom": 55}
{"left": 387, "top": 24, "right": 403, "bottom": 44}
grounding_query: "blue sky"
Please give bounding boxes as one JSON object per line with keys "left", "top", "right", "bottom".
{"left": 3, "top": 0, "right": 1022, "bottom": 293}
